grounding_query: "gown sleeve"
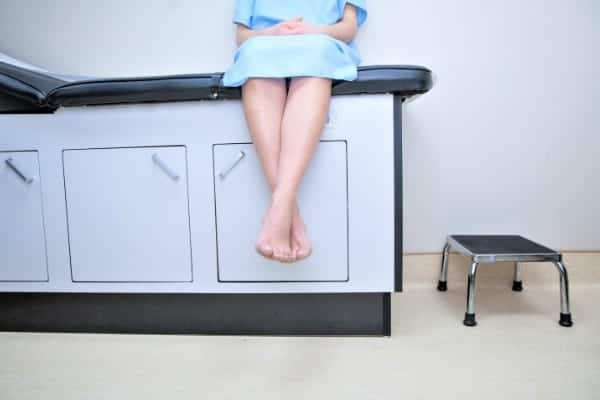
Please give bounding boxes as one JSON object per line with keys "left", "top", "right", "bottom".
{"left": 339, "top": 0, "right": 368, "bottom": 28}
{"left": 232, "top": 0, "right": 255, "bottom": 28}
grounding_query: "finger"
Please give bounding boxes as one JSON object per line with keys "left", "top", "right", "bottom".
{"left": 285, "top": 16, "right": 303, "bottom": 24}
{"left": 285, "top": 22, "right": 302, "bottom": 31}
{"left": 282, "top": 22, "right": 300, "bottom": 31}
{"left": 289, "top": 27, "right": 305, "bottom": 35}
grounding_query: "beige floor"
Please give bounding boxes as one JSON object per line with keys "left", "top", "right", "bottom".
{"left": 1, "top": 255, "right": 599, "bottom": 400}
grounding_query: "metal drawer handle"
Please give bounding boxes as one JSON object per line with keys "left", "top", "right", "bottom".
{"left": 219, "top": 150, "right": 246, "bottom": 180}
{"left": 152, "top": 153, "right": 180, "bottom": 181}
{"left": 5, "top": 157, "right": 34, "bottom": 184}
{"left": 325, "top": 108, "right": 335, "bottom": 127}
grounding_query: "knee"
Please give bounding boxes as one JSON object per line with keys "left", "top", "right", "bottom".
{"left": 288, "top": 77, "right": 332, "bottom": 95}
{"left": 290, "top": 77, "right": 332, "bottom": 86}
{"left": 243, "top": 77, "right": 287, "bottom": 93}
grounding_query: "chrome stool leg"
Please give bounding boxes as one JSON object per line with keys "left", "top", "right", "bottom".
{"left": 464, "top": 260, "right": 479, "bottom": 326}
{"left": 512, "top": 262, "right": 523, "bottom": 291}
{"left": 553, "top": 261, "right": 573, "bottom": 327}
{"left": 437, "top": 242, "right": 450, "bottom": 291}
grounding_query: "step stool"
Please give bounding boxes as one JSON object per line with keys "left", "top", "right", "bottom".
{"left": 437, "top": 235, "right": 573, "bottom": 327}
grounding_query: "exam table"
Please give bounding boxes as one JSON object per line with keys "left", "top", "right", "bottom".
{"left": 0, "top": 53, "right": 433, "bottom": 336}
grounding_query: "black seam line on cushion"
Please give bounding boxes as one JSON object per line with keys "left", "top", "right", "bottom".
{"left": 49, "top": 83, "right": 216, "bottom": 98}
{"left": 0, "top": 76, "right": 48, "bottom": 106}
{"left": 46, "top": 73, "right": 222, "bottom": 91}
{"left": 48, "top": 66, "right": 429, "bottom": 91}
{"left": 358, "top": 65, "right": 432, "bottom": 72}
{"left": 45, "top": 76, "right": 223, "bottom": 105}
{"left": 47, "top": 93, "right": 222, "bottom": 107}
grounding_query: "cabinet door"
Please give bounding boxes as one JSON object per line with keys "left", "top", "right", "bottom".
{"left": 63, "top": 146, "right": 192, "bottom": 282}
{"left": 0, "top": 151, "right": 48, "bottom": 281}
{"left": 213, "top": 141, "right": 349, "bottom": 282}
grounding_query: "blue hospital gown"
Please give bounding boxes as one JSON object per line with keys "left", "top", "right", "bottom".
{"left": 222, "top": 0, "right": 367, "bottom": 87}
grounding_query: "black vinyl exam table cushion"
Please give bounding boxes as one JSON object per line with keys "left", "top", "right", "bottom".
{"left": 0, "top": 60, "right": 433, "bottom": 110}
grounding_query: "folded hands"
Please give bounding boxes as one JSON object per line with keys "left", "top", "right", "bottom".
{"left": 236, "top": 5, "right": 358, "bottom": 46}
{"left": 267, "top": 17, "right": 324, "bottom": 36}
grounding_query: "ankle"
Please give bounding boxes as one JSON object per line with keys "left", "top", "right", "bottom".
{"left": 271, "top": 189, "right": 295, "bottom": 206}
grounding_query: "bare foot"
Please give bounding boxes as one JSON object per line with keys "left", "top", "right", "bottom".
{"left": 291, "top": 202, "right": 312, "bottom": 261}
{"left": 256, "top": 193, "right": 296, "bottom": 263}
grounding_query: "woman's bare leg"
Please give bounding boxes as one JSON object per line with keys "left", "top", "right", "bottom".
{"left": 268, "top": 77, "right": 332, "bottom": 262}
{"left": 242, "top": 77, "right": 329, "bottom": 263}
{"left": 241, "top": 78, "right": 288, "bottom": 259}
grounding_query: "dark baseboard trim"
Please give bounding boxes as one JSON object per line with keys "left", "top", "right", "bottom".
{"left": 0, "top": 292, "right": 391, "bottom": 336}
{"left": 383, "top": 292, "right": 392, "bottom": 336}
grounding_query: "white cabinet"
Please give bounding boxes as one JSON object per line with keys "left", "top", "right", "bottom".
{"left": 63, "top": 146, "right": 192, "bottom": 282}
{"left": 0, "top": 151, "right": 48, "bottom": 281}
{"left": 213, "top": 141, "right": 349, "bottom": 282}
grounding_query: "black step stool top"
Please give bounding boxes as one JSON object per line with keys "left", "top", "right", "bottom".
{"left": 447, "top": 235, "right": 561, "bottom": 263}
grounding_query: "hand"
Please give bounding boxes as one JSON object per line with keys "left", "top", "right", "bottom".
{"left": 268, "top": 17, "right": 305, "bottom": 35}
{"left": 293, "top": 21, "right": 324, "bottom": 35}
{"left": 268, "top": 17, "right": 326, "bottom": 36}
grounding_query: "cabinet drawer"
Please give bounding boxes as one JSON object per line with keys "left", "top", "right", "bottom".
{"left": 0, "top": 151, "right": 48, "bottom": 281}
{"left": 63, "top": 146, "right": 192, "bottom": 282}
{"left": 213, "top": 141, "right": 349, "bottom": 282}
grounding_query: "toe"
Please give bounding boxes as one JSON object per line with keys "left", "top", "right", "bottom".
{"left": 287, "top": 252, "right": 297, "bottom": 263}
{"left": 273, "top": 248, "right": 284, "bottom": 263}
{"left": 256, "top": 242, "right": 273, "bottom": 258}
{"left": 283, "top": 251, "right": 295, "bottom": 263}
{"left": 296, "top": 249, "right": 309, "bottom": 261}
{"left": 297, "top": 243, "right": 312, "bottom": 260}
{"left": 274, "top": 248, "right": 294, "bottom": 263}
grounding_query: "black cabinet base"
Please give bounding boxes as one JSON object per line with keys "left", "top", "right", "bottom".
{"left": 0, "top": 292, "right": 391, "bottom": 336}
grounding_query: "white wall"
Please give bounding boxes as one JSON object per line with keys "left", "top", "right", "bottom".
{"left": 0, "top": 0, "right": 598, "bottom": 252}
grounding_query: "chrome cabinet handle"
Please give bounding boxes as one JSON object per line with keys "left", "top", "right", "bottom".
{"left": 5, "top": 157, "right": 34, "bottom": 184}
{"left": 325, "top": 108, "right": 335, "bottom": 128}
{"left": 152, "top": 153, "right": 180, "bottom": 181}
{"left": 219, "top": 150, "right": 246, "bottom": 180}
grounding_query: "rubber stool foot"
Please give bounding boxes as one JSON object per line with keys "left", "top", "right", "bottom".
{"left": 512, "top": 281, "right": 523, "bottom": 292}
{"left": 559, "top": 313, "right": 573, "bottom": 327}
{"left": 463, "top": 313, "right": 477, "bottom": 327}
{"left": 437, "top": 281, "right": 448, "bottom": 291}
